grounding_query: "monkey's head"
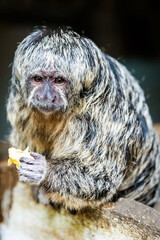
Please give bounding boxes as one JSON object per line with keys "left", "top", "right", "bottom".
{"left": 12, "top": 27, "right": 103, "bottom": 114}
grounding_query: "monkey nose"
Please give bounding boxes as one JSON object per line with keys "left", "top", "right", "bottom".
{"left": 36, "top": 93, "right": 56, "bottom": 103}
{"left": 49, "top": 95, "right": 56, "bottom": 103}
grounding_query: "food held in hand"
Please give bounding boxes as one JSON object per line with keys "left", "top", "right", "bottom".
{"left": 8, "top": 147, "right": 33, "bottom": 169}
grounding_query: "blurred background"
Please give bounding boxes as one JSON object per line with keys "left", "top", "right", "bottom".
{"left": 0, "top": 0, "right": 160, "bottom": 140}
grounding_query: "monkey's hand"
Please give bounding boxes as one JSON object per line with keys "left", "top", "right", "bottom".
{"left": 18, "top": 152, "right": 46, "bottom": 184}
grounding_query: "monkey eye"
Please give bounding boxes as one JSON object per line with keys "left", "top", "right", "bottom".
{"left": 55, "top": 77, "right": 65, "bottom": 84}
{"left": 33, "top": 75, "right": 43, "bottom": 82}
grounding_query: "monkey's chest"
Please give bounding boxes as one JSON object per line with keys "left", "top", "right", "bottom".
{"left": 24, "top": 114, "right": 68, "bottom": 157}
{"left": 24, "top": 126, "right": 55, "bottom": 157}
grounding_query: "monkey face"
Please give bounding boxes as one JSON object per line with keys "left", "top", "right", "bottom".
{"left": 13, "top": 28, "right": 101, "bottom": 115}
{"left": 28, "top": 71, "right": 71, "bottom": 114}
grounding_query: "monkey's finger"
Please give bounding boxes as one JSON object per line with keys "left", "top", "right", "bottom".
{"left": 30, "top": 152, "right": 44, "bottom": 160}
{"left": 19, "top": 175, "right": 38, "bottom": 184}
{"left": 20, "top": 163, "right": 44, "bottom": 173}
{"left": 19, "top": 170, "right": 42, "bottom": 183}
{"left": 19, "top": 157, "right": 35, "bottom": 164}
{"left": 20, "top": 157, "right": 42, "bottom": 166}
{"left": 19, "top": 169, "right": 41, "bottom": 177}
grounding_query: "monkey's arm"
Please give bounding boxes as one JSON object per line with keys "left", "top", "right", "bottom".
{"left": 19, "top": 151, "right": 124, "bottom": 207}
{"left": 39, "top": 158, "right": 113, "bottom": 200}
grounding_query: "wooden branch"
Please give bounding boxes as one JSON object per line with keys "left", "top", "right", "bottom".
{"left": 1, "top": 180, "right": 160, "bottom": 240}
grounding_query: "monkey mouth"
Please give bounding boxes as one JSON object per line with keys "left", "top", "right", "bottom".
{"left": 33, "top": 102, "right": 60, "bottom": 113}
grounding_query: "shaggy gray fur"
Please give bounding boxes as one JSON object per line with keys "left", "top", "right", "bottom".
{"left": 7, "top": 27, "right": 160, "bottom": 209}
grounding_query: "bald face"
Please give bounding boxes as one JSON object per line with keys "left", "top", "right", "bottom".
{"left": 27, "top": 69, "right": 71, "bottom": 114}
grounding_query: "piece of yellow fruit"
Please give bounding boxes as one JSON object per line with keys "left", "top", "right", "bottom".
{"left": 8, "top": 147, "right": 33, "bottom": 169}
